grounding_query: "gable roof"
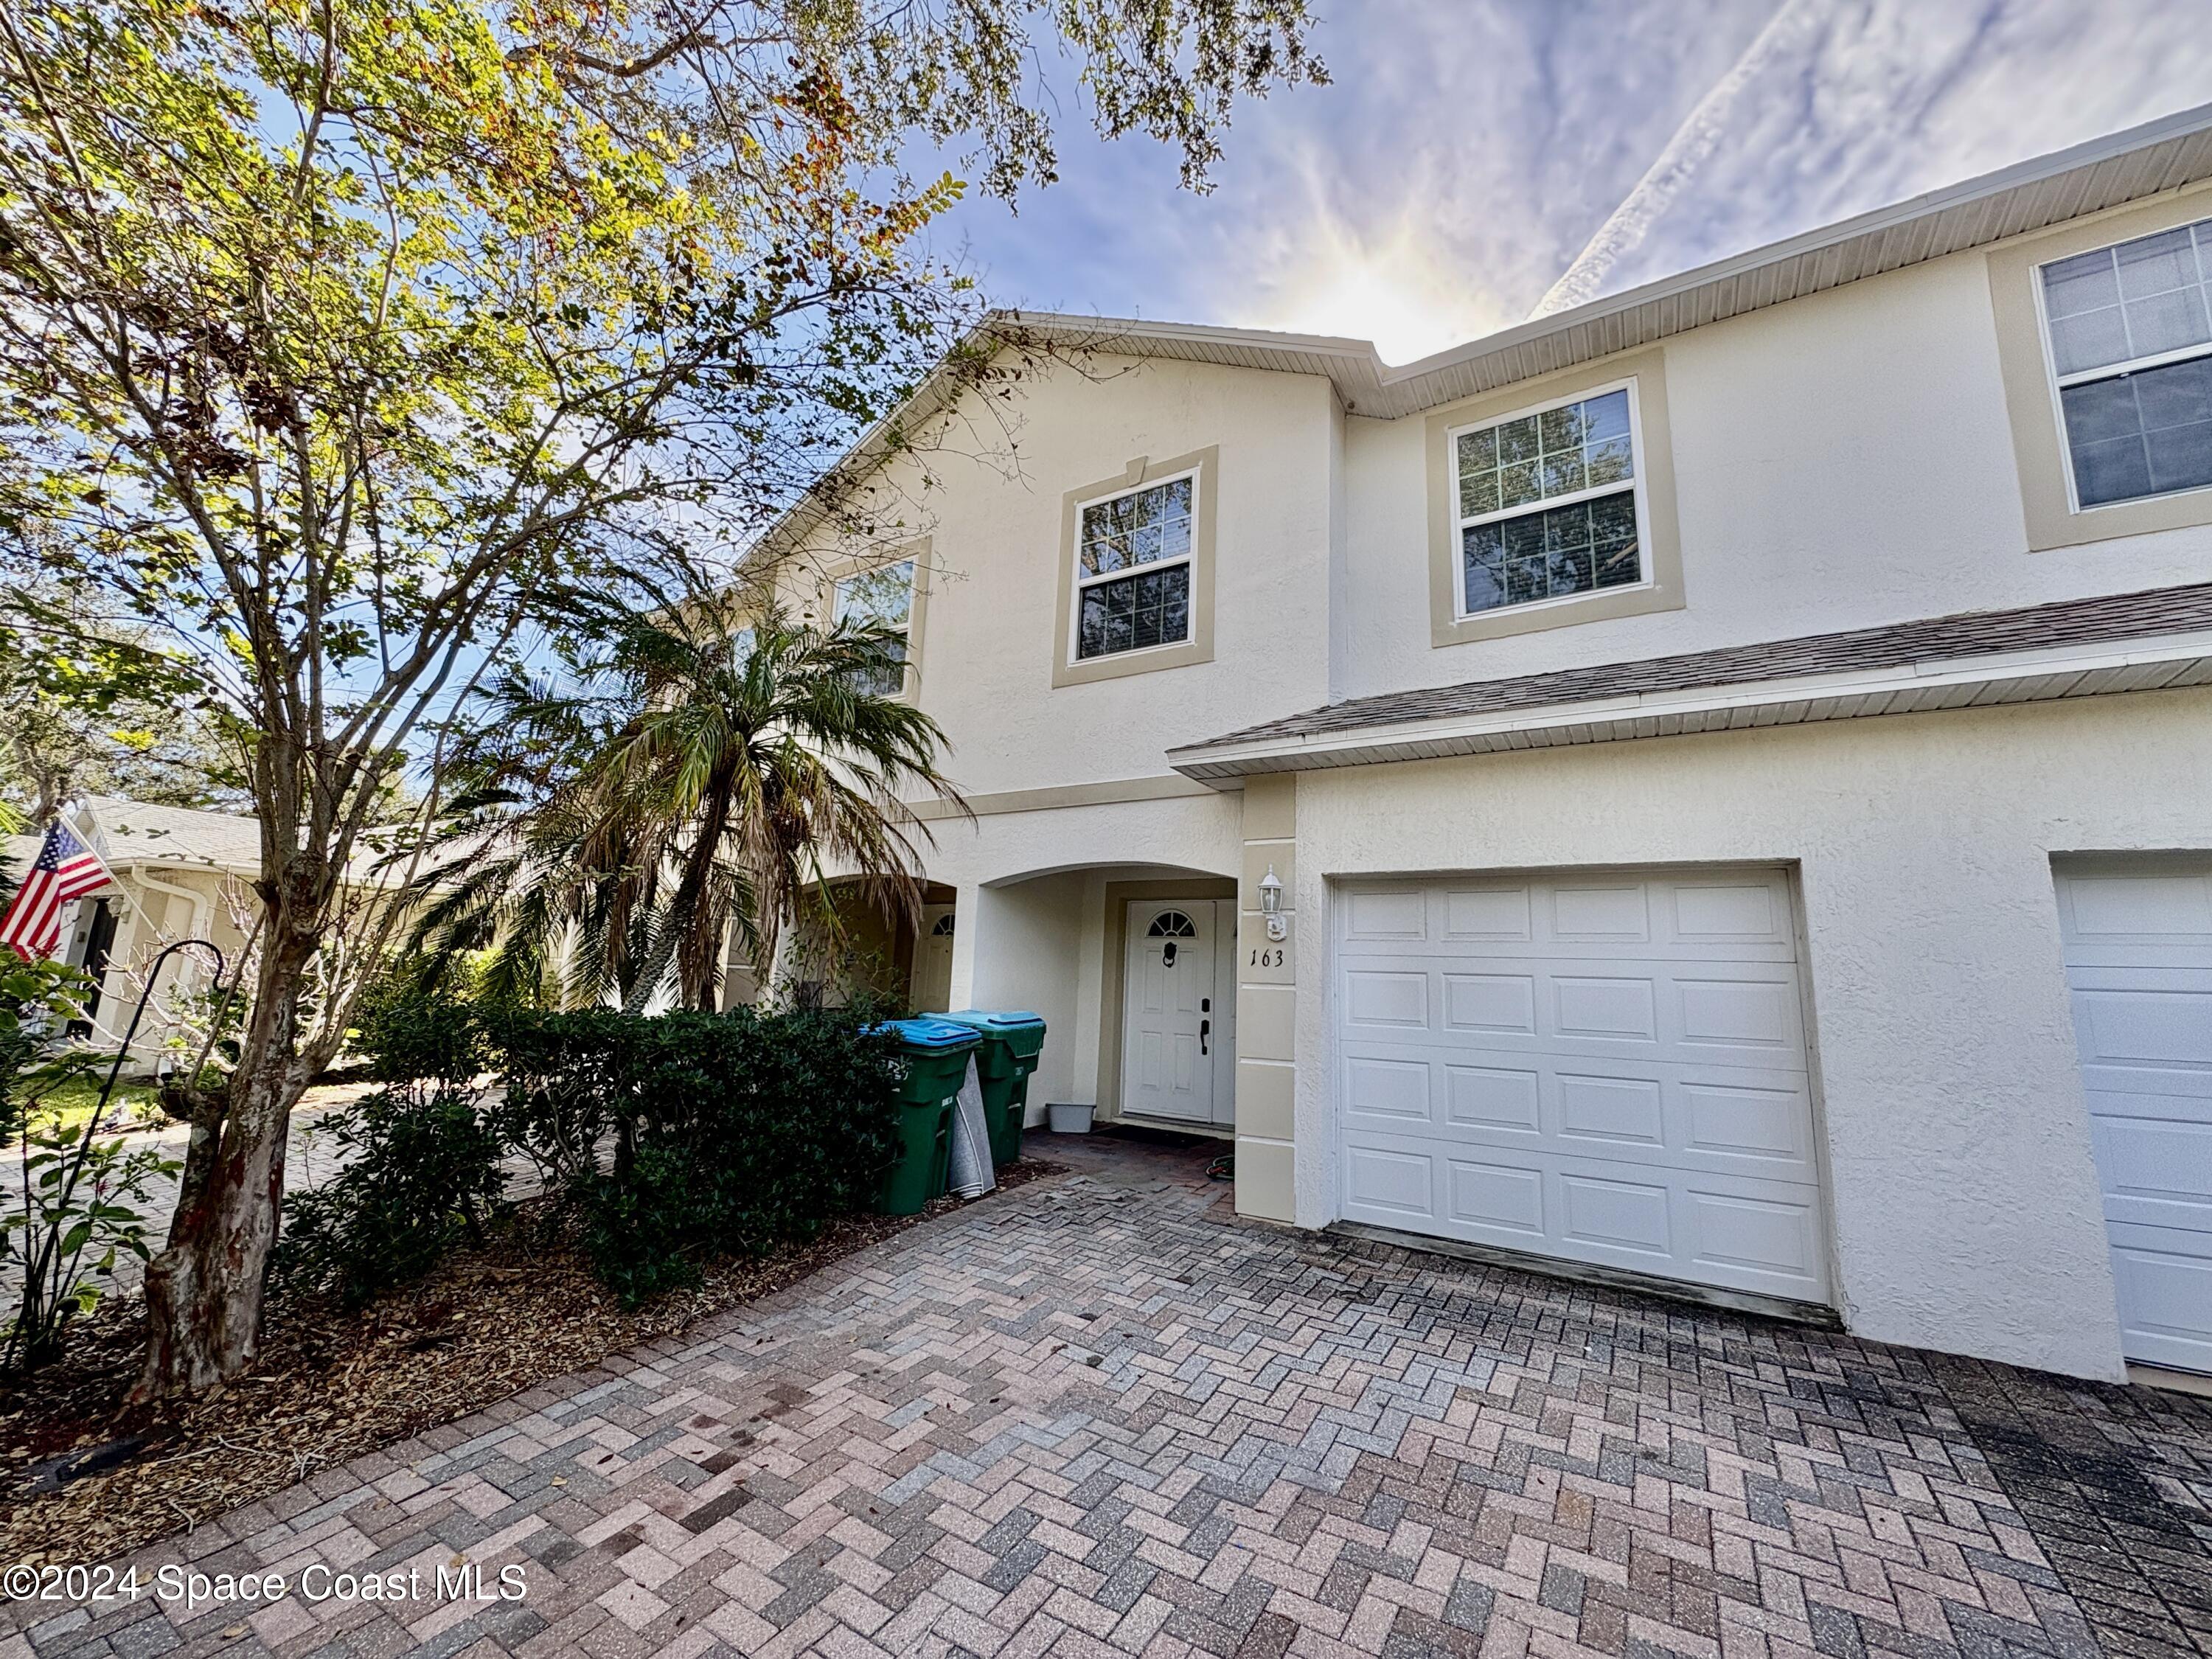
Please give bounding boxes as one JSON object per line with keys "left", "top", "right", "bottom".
{"left": 81, "top": 796, "right": 261, "bottom": 873}
{"left": 1166, "top": 582, "right": 2212, "bottom": 782}
{"left": 762, "top": 100, "right": 2212, "bottom": 559}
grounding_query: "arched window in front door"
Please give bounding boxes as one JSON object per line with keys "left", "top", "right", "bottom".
{"left": 1147, "top": 908, "right": 1197, "bottom": 966}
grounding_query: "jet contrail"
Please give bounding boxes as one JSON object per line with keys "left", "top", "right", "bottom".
{"left": 1529, "top": 0, "right": 1826, "bottom": 319}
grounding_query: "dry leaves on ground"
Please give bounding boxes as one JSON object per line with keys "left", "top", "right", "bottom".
{"left": 0, "top": 1158, "right": 1061, "bottom": 1568}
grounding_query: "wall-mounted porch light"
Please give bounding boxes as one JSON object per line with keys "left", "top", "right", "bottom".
{"left": 1259, "top": 863, "right": 1286, "bottom": 942}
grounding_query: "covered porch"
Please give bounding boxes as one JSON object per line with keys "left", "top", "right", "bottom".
{"left": 793, "top": 860, "right": 1241, "bottom": 1138}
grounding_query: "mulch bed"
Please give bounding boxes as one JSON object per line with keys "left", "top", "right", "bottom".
{"left": 0, "top": 1158, "right": 1062, "bottom": 1569}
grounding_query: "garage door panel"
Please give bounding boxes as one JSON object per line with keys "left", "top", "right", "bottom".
{"left": 1343, "top": 887, "right": 1430, "bottom": 942}
{"left": 1559, "top": 1170, "right": 1673, "bottom": 1256}
{"left": 2092, "top": 1113, "right": 2212, "bottom": 1230}
{"left": 1668, "top": 878, "right": 1789, "bottom": 948}
{"left": 1341, "top": 873, "right": 1798, "bottom": 956}
{"left": 1343, "top": 1054, "right": 1433, "bottom": 1127}
{"left": 2056, "top": 866, "right": 2212, "bottom": 969}
{"left": 1686, "top": 1186, "right": 1826, "bottom": 1286}
{"left": 1340, "top": 1040, "right": 1818, "bottom": 1177}
{"left": 1445, "top": 1064, "right": 1543, "bottom": 1133}
{"left": 1445, "top": 1156, "right": 1546, "bottom": 1239}
{"left": 1343, "top": 968, "right": 1430, "bottom": 1029}
{"left": 1551, "top": 883, "right": 1652, "bottom": 943}
{"left": 1553, "top": 975, "right": 1660, "bottom": 1043}
{"left": 1444, "top": 887, "right": 1533, "bottom": 943}
{"left": 2057, "top": 858, "right": 2212, "bottom": 1371}
{"left": 1557, "top": 1072, "right": 1666, "bottom": 1149}
{"left": 1677, "top": 972, "right": 1804, "bottom": 1057}
{"left": 1343, "top": 1141, "right": 1436, "bottom": 1222}
{"left": 1683, "top": 1077, "right": 1814, "bottom": 1164}
{"left": 1443, "top": 973, "right": 1539, "bottom": 1035}
{"left": 2105, "top": 1223, "right": 2212, "bottom": 1371}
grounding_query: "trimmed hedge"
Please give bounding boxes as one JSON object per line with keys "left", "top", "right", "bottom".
{"left": 278, "top": 997, "right": 903, "bottom": 1308}
{"left": 497, "top": 1006, "right": 903, "bottom": 1304}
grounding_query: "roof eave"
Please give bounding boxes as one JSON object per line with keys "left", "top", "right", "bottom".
{"left": 1168, "top": 629, "right": 2212, "bottom": 783}
{"left": 751, "top": 98, "right": 2212, "bottom": 554}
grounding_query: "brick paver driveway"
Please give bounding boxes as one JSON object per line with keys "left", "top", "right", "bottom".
{"left": 10, "top": 1134, "right": 2211, "bottom": 1659}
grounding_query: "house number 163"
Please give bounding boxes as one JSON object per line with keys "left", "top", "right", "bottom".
{"left": 1247, "top": 947, "right": 1284, "bottom": 968}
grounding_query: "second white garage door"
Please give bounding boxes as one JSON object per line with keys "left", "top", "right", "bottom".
{"left": 2055, "top": 858, "right": 2212, "bottom": 1374}
{"left": 1335, "top": 868, "right": 1831, "bottom": 1306}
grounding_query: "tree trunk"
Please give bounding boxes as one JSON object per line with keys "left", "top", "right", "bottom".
{"left": 131, "top": 924, "right": 316, "bottom": 1399}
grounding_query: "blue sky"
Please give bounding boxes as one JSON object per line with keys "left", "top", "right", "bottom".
{"left": 933, "top": 0, "right": 2212, "bottom": 365}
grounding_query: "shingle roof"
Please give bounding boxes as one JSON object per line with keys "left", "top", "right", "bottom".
{"left": 1174, "top": 582, "right": 2212, "bottom": 758}
{"left": 81, "top": 796, "right": 262, "bottom": 871}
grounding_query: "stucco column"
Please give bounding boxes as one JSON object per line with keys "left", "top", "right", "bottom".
{"left": 1234, "top": 775, "right": 1297, "bottom": 1222}
{"left": 945, "top": 880, "right": 983, "bottom": 1012}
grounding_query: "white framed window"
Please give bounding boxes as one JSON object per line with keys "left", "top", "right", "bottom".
{"left": 1450, "top": 379, "right": 1649, "bottom": 619}
{"left": 1071, "top": 470, "right": 1197, "bottom": 661}
{"left": 833, "top": 558, "right": 915, "bottom": 696}
{"left": 2037, "top": 216, "right": 2212, "bottom": 510}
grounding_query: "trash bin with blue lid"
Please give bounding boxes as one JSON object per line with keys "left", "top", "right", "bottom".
{"left": 938, "top": 1010, "right": 1047, "bottom": 1166}
{"left": 876, "top": 1018, "right": 980, "bottom": 1214}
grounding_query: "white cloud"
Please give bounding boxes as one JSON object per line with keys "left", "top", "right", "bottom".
{"left": 1584, "top": 0, "right": 2212, "bottom": 299}
{"left": 941, "top": 0, "right": 2212, "bottom": 363}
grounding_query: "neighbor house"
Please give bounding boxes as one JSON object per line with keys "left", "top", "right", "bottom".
{"left": 763, "top": 105, "right": 2212, "bottom": 1388}
{"left": 4, "top": 796, "right": 260, "bottom": 1065}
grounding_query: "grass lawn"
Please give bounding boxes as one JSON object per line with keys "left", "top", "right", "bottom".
{"left": 13, "top": 1071, "right": 162, "bottom": 1134}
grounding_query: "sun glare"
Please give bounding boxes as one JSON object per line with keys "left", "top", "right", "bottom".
{"left": 1244, "top": 212, "right": 1498, "bottom": 366}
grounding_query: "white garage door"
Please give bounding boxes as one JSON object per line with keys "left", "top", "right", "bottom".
{"left": 1335, "top": 868, "right": 1831, "bottom": 1306}
{"left": 2056, "top": 858, "right": 2212, "bottom": 1373}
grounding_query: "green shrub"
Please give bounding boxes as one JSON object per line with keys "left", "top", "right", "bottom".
{"left": 282, "top": 991, "right": 900, "bottom": 1310}
{"left": 483, "top": 1006, "right": 630, "bottom": 1189}
{"left": 353, "top": 982, "right": 484, "bottom": 1087}
{"left": 495, "top": 1005, "right": 902, "bottom": 1307}
{"left": 272, "top": 1084, "right": 509, "bottom": 1309}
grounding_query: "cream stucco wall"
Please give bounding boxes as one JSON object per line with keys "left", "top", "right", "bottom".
{"left": 1337, "top": 231, "right": 2212, "bottom": 700}
{"left": 789, "top": 354, "right": 1337, "bottom": 802}
{"left": 1286, "top": 686, "right": 2212, "bottom": 1382}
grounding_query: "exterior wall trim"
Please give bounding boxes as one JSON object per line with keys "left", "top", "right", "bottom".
{"left": 1051, "top": 447, "right": 1220, "bottom": 687}
{"left": 907, "top": 773, "right": 1217, "bottom": 821}
{"left": 1989, "top": 178, "right": 2212, "bottom": 551}
{"left": 806, "top": 534, "right": 935, "bottom": 701}
{"left": 1425, "top": 348, "right": 1686, "bottom": 647}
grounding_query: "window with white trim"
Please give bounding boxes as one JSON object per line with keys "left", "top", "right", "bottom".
{"left": 1451, "top": 383, "right": 1644, "bottom": 617}
{"left": 1073, "top": 473, "right": 1195, "bottom": 660}
{"left": 833, "top": 559, "right": 914, "bottom": 695}
{"left": 2039, "top": 217, "right": 2212, "bottom": 509}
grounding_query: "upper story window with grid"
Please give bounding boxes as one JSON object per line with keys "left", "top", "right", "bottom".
{"left": 1451, "top": 383, "right": 1645, "bottom": 618}
{"left": 2039, "top": 218, "right": 2212, "bottom": 509}
{"left": 833, "top": 559, "right": 915, "bottom": 696}
{"left": 1074, "top": 473, "right": 1194, "bottom": 660}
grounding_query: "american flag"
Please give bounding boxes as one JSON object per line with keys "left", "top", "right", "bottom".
{"left": 0, "top": 821, "right": 114, "bottom": 963}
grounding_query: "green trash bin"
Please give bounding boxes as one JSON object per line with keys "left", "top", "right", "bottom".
{"left": 939, "top": 1010, "right": 1046, "bottom": 1166}
{"left": 876, "top": 1018, "right": 980, "bottom": 1215}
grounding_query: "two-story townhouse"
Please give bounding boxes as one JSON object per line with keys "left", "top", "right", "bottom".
{"left": 765, "top": 102, "right": 2212, "bottom": 1387}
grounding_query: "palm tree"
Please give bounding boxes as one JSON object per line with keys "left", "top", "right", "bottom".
{"left": 405, "top": 591, "right": 964, "bottom": 1012}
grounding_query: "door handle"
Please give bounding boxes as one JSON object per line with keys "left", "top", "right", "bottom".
{"left": 1200, "top": 1018, "right": 1210, "bottom": 1055}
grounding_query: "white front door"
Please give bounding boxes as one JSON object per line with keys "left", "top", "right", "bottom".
{"left": 911, "top": 906, "right": 956, "bottom": 1012}
{"left": 2056, "top": 858, "right": 2212, "bottom": 1373}
{"left": 1123, "top": 901, "right": 1218, "bottom": 1121}
{"left": 1333, "top": 868, "right": 1832, "bottom": 1306}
